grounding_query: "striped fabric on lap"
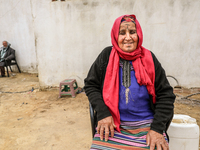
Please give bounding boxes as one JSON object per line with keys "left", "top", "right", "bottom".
{"left": 90, "top": 119, "right": 168, "bottom": 150}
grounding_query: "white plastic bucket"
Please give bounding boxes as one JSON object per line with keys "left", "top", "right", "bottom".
{"left": 167, "top": 114, "right": 199, "bottom": 150}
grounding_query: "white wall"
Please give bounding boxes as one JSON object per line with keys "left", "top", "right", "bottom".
{"left": 0, "top": 0, "right": 199, "bottom": 88}
{"left": 139, "top": 0, "right": 200, "bottom": 87}
{"left": 0, "top": 0, "right": 37, "bottom": 73}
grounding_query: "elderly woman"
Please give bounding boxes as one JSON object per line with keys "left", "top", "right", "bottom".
{"left": 84, "top": 14, "right": 175, "bottom": 150}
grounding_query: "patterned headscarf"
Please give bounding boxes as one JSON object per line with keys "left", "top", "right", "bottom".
{"left": 121, "top": 16, "right": 136, "bottom": 24}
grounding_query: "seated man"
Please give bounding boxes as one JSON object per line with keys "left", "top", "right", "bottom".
{"left": 0, "top": 41, "right": 15, "bottom": 77}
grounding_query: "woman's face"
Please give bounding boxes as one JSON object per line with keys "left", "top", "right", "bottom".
{"left": 118, "top": 21, "right": 138, "bottom": 53}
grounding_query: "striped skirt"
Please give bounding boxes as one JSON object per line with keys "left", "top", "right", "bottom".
{"left": 90, "top": 119, "right": 168, "bottom": 150}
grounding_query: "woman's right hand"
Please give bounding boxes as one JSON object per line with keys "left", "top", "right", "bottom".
{"left": 96, "top": 116, "right": 116, "bottom": 141}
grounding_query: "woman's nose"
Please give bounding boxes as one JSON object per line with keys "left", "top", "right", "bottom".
{"left": 125, "top": 32, "right": 131, "bottom": 40}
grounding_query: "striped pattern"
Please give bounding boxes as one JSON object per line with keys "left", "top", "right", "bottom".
{"left": 90, "top": 119, "right": 168, "bottom": 150}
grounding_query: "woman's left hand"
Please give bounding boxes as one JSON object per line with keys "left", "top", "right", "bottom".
{"left": 146, "top": 130, "right": 169, "bottom": 150}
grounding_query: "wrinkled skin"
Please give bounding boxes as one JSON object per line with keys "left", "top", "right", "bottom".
{"left": 97, "top": 20, "right": 169, "bottom": 150}
{"left": 2, "top": 41, "right": 8, "bottom": 48}
{"left": 118, "top": 21, "right": 138, "bottom": 53}
{"left": 97, "top": 116, "right": 169, "bottom": 149}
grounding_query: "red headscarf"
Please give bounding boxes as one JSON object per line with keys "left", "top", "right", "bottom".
{"left": 102, "top": 14, "right": 156, "bottom": 132}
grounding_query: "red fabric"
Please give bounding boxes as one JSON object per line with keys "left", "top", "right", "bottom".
{"left": 102, "top": 15, "right": 156, "bottom": 132}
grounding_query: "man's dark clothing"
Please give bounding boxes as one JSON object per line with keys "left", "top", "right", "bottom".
{"left": 0, "top": 46, "right": 15, "bottom": 76}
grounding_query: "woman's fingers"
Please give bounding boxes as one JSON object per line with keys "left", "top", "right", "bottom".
{"left": 149, "top": 142, "right": 156, "bottom": 150}
{"left": 155, "top": 142, "right": 162, "bottom": 150}
{"left": 100, "top": 125, "right": 105, "bottom": 140}
{"left": 112, "top": 119, "right": 117, "bottom": 128}
{"left": 110, "top": 125, "right": 114, "bottom": 138}
{"left": 146, "top": 133, "right": 150, "bottom": 146}
{"left": 104, "top": 126, "right": 110, "bottom": 141}
{"left": 147, "top": 130, "right": 169, "bottom": 150}
{"left": 161, "top": 141, "right": 169, "bottom": 150}
{"left": 157, "top": 141, "right": 168, "bottom": 150}
{"left": 96, "top": 124, "right": 100, "bottom": 134}
{"left": 97, "top": 116, "right": 115, "bottom": 141}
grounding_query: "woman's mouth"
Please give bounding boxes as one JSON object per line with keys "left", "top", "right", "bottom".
{"left": 124, "top": 43, "right": 133, "bottom": 45}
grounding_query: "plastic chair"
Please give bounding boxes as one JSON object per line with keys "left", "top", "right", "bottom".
{"left": 4, "top": 57, "right": 21, "bottom": 77}
{"left": 89, "top": 102, "right": 172, "bottom": 140}
{"left": 89, "top": 102, "right": 97, "bottom": 137}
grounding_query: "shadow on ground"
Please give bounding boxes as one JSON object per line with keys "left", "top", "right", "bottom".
{"left": 0, "top": 72, "right": 199, "bottom": 149}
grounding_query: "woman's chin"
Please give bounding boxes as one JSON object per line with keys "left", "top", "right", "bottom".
{"left": 122, "top": 48, "right": 135, "bottom": 53}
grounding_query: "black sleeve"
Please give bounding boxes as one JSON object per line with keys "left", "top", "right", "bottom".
{"left": 84, "top": 47, "right": 112, "bottom": 121}
{"left": 150, "top": 52, "right": 176, "bottom": 134}
{"left": 6, "top": 48, "right": 15, "bottom": 61}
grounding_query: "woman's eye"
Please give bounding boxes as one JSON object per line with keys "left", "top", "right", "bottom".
{"left": 119, "top": 31, "right": 126, "bottom": 35}
{"left": 130, "top": 30, "right": 136, "bottom": 34}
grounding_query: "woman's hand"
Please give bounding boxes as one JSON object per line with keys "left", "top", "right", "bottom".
{"left": 146, "top": 130, "right": 169, "bottom": 150}
{"left": 96, "top": 116, "right": 116, "bottom": 141}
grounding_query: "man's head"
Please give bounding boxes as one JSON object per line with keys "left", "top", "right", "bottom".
{"left": 2, "top": 41, "right": 8, "bottom": 48}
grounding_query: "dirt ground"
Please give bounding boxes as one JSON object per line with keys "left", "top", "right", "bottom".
{"left": 0, "top": 73, "right": 199, "bottom": 150}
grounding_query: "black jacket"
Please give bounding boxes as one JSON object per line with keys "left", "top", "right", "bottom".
{"left": 0, "top": 46, "right": 15, "bottom": 66}
{"left": 84, "top": 46, "right": 175, "bottom": 134}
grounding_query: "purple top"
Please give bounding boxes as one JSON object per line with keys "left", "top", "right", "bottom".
{"left": 119, "top": 61, "right": 154, "bottom": 121}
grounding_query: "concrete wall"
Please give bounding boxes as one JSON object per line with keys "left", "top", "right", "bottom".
{"left": 0, "top": 0, "right": 199, "bottom": 87}
{"left": 0, "top": 0, "right": 37, "bottom": 73}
